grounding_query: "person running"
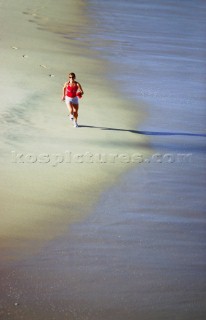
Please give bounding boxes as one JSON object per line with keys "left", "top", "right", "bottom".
{"left": 62, "top": 72, "right": 84, "bottom": 127}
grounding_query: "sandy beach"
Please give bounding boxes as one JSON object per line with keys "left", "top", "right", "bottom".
{"left": 1, "top": 0, "right": 205, "bottom": 319}
{"left": 0, "top": 0, "right": 149, "bottom": 253}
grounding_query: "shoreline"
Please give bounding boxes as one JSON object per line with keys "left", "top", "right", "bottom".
{"left": 0, "top": 0, "right": 150, "bottom": 259}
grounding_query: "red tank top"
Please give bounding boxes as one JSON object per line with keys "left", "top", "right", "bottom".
{"left": 65, "top": 82, "right": 78, "bottom": 98}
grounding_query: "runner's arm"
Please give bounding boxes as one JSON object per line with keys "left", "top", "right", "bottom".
{"left": 77, "top": 82, "right": 84, "bottom": 95}
{"left": 62, "top": 82, "right": 67, "bottom": 100}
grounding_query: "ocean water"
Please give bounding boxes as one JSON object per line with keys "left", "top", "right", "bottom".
{"left": 87, "top": 0, "right": 206, "bottom": 133}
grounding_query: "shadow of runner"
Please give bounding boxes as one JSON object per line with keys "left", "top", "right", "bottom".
{"left": 79, "top": 125, "right": 206, "bottom": 138}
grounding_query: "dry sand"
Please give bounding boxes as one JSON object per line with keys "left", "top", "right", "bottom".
{"left": 0, "top": 0, "right": 150, "bottom": 258}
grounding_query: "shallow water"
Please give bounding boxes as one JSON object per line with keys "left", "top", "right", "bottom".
{"left": 88, "top": 0, "right": 206, "bottom": 133}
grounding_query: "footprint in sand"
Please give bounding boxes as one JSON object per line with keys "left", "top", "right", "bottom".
{"left": 40, "top": 65, "right": 54, "bottom": 77}
{"left": 11, "top": 44, "right": 54, "bottom": 77}
{"left": 22, "top": 9, "right": 38, "bottom": 16}
{"left": 40, "top": 64, "right": 47, "bottom": 69}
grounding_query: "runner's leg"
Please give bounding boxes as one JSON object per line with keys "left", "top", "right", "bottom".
{"left": 66, "top": 102, "right": 74, "bottom": 119}
{"left": 72, "top": 104, "right": 79, "bottom": 121}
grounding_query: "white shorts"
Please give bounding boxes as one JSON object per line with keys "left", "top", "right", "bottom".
{"left": 65, "top": 96, "right": 78, "bottom": 105}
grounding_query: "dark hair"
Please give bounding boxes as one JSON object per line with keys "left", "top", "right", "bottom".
{"left": 69, "top": 72, "right": 76, "bottom": 79}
